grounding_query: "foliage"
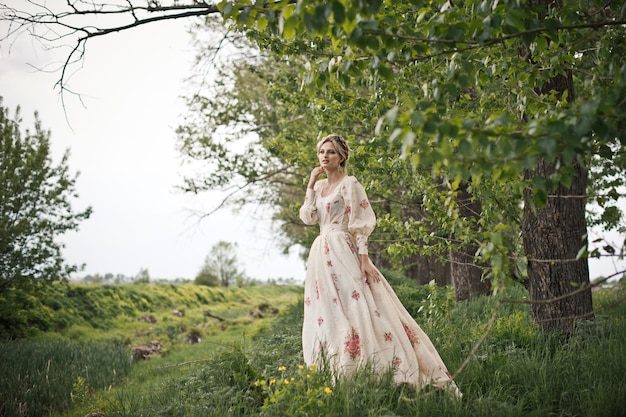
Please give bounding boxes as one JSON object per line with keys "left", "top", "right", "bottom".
{"left": 0, "top": 101, "right": 92, "bottom": 291}
{"left": 195, "top": 240, "right": 246, "bottom": 286}
{"left": 179, "top": 24, "right": 526, "bottom": 286}
{"left": 0, "top": 281, "right": 301, "bottom": 340}
{"left": 133, "top": 267, "right": 150, "bottom": 283}
{"left": 0, "top": 282, "right": 302, "bottom": 416}
{"left": 213, "top": 0, "right": 624, "bottom": 285}
{"left": 1, "top": 275, "right": 624, "bottom": 416}
{"left": 54, "top": 281, "right": 625, "bottom": 417}
{"left": 194, "top": 267, "right": 219, "bottom": 287}
{"left": 384, "top": 270, "right": 457, "bottom": 320}
{"left": 1, "top": 0, "right": 625, "bottom": 306}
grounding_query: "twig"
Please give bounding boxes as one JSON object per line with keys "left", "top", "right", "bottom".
{"left": 502, "top": 271, "right": 623, "bottom": 306}
{"left": 157, "top": 358, "right": 213, "bottom": 370}
{"left": 451, "top": 302, "right": 501, "bottom": 381}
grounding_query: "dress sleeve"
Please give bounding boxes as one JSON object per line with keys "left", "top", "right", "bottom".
{"left": 341, "top": 176, "right": 376, "bottom": 255}
{"left": 299, "top": 182, "right": 320, "bottom": 225}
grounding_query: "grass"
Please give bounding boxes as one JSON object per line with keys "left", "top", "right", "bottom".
{"left": 0, "top": 282, "right": 302, "bottom": 417}
{"left": 1, "top": 279, "right": 625, "bottom": 417}
{"left": 0, "top": 340, "right": 132, "bottom": 417}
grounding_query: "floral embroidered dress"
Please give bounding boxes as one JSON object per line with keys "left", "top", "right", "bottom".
{"left": 299, "top": 175, "right": 460, "bottom": 396}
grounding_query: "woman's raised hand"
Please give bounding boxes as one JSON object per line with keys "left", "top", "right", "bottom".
{"left": 308, "top": 166, "right": 325, "bottom": 188}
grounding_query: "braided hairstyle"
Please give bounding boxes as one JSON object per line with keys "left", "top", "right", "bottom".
{"left": 316, "top": 134, "right": 350, "bottom": 172}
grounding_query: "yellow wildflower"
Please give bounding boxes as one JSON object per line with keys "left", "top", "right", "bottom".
{"left": 324, "top": 387, "right": 333, "bottom": 395}
{"left": 269, "top": 379, "right": 276, "bottom": 385}
{"left": 278, "top": 366, "right": 287, "bottom": 372}
{"left": 284, "top": 379, "right": 290, "bottom": 385}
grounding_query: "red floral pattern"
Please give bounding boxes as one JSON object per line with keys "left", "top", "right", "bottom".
{"left": 393, "top": 356, "right": 402, "bottom": 368}
{"left": 402, "top": 322, "right": 419, "bottom": 346}
{"left": 331, "top": 273, "right": 339, "bottom": 291}
{"left": 345, "top": 328, "right": 361, "bottom": 360}
{"left": 352, "top": 290, "right": 360, "bottom": 301}
{"left": 345, "top": 237, "right": 356, "bottom": 254}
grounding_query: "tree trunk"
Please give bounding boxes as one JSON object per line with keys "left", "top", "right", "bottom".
{"left": 518, "top": 0, "right": 595, "bottom": 331}
{"left": 450, "top": 183, "right": 490, "bottom": 301}
{"left": 521, "top": 159, "right": 594, "bottom": 332}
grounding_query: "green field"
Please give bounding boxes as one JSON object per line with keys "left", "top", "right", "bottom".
{"left": 1, "top": 279, "right": 625, "bottom": 417}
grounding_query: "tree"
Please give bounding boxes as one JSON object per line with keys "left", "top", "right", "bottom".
{"left": 194, "top": 268, "right": 219, "bottom": 287}
{"left": 0, "top": 101, "right": 92, "bottom": 291}
{"left": 217, "top": 0, "right": 624, "bottom": 333}
{"left": 517, "top": 0, "right": 593, "bottom": 329}
{"left": 134, "top": 267, "right": 151, "bottom": 283}
{"left": 196, "top": 241, "right": 244, "bottom": 287}
{"left": 2, "top": 1, "right": 625, "bottom": 331}
{"left": 178, "top": 21, "right": 519, "bottom": 298}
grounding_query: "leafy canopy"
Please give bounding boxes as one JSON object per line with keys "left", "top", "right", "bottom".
{"left": 212, "top": 0, "right": 625, "bottom": 279}
{"left": 217, "top": 0, "right": 625, "bottom": 203}
{"left": 0, "top": 101, "right": 92, "bottom": 290}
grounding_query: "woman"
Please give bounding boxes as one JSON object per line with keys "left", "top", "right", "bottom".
{"left": 299, "top": 134, "right": 461, "bottom": 396}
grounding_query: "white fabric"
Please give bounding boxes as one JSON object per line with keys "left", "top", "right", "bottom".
{"left": 299, "top": 176, "right": 461, "bottom": 396}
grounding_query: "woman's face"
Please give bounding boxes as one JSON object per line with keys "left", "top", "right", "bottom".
{"left": 318, "top": 141, "right": 343, "bottom": 171}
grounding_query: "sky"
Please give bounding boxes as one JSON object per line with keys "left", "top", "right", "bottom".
{"left": 0, "top": 14, "right": 307, "bottom": 281}
{"left": 0, "top": 6, "right": 623, "bottom": 283}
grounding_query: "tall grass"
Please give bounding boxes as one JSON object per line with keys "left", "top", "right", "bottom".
{"left": 0, "top": 340, "right": 131, "bottom": 417}
{"left": 95, "top": 282, "right": 626, "bottom": 417}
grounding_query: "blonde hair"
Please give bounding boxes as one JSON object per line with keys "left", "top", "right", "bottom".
{"left": 316, "top": 134, "right": 350, "bottom": 171}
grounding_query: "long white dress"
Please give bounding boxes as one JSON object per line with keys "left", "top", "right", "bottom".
{"left": 299, "top": 175, "right": 461, "bottom": 396}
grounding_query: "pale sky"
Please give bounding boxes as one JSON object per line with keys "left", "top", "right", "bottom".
{"left": 0, "top": 16, "right": 307, "bottom": 281}
{"left": 0, "top": 10, "right": 623, "bottom": 283}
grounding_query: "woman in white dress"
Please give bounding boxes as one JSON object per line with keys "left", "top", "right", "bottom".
{"left": 299, "top": 134, "right": 461, "bottom": 396}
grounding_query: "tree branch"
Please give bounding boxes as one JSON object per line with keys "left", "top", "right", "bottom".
{"left": 502, "top": 270, "right": 624, "bottom": 305}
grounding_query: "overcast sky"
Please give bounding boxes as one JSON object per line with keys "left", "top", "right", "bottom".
{"left": 0, "top": 9, "right": 623, "bottom": 283}
{"left": 0, "top": 16, "right": 307, "bottom": 281}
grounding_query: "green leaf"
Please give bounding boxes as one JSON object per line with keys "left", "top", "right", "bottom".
{"left": 534, "top": 187, "right": 548, "bottom": 207}
{"left": 535, "top": 36, "right": 548, "bottom": 53}
{"left": 282, "top": 16, "right": 297, "bottom": 39}
{"left": 378, "top": 65, "right": 394, "bottom": 81}
{"left": 446, "top": 24, "right": 465, "bottom": 42}
{"left": 218, "top": 1, "right": 233, "bottom": 16}
{"left": 360, "top": 19, "right": 379, "bottom": 31}
{"left": 332, "top": 1, "right": 345, "bottom": 24}
{"left": 257, "top": 16, "right": 268, "bottom": 31}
